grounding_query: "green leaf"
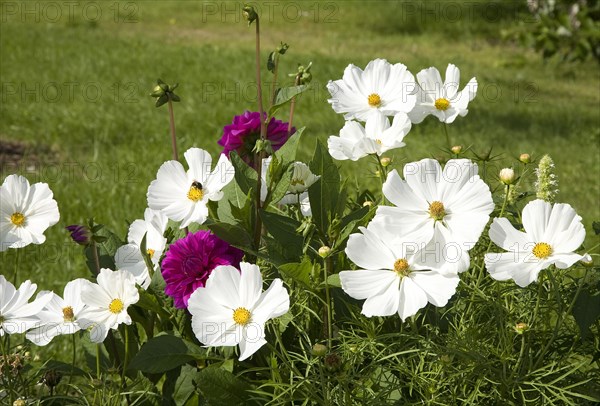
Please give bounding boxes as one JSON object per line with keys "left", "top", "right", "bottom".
{"left": 229, "top": 151, "right": 257, "bottom": 195}
{"left": 592, "top": 221, "right": 600, "bottom": 235}
{"left": 128, "top": 334, "right": 206, "bottom": 374}
{"left": 206, "top": 221, "right": 254, "bottom": 251}
{"left": 217, "top": 180, "right": 247, "bottom": 224}
{"left": 273, "top": 127, "right": 304, "bottom": 166}
{"left": 260, "top": 210, "right": 303, "bottom": 261}
{"left": 268, "top": 85, "right": 310, "bottom": 118}
{"left": 279, "top": 257, "right": 313, "bottom": 287}
{"left": 267, "top": 164, "right": 294, "bottom": 206}
{"left": 326, "top": 273, "right": 341, "bottom": 288}
{"left": 333, "top": 206, "right": 373, "bottom": 250}
{"left": 196, "top": 367, "right": 254, "bottom": 405}
{"left": 85, "top": 226, "right": 123, "bottom": 275}
{"left": 173, "top": 364, "right": 201, "bottom": 406}
{"left": 573, "top": 282, "right": 600, "bottom": 339}
{"left": 308, "top": 140, "right": 341, "bottom": 237}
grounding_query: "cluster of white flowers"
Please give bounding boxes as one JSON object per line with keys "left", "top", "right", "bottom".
{"left": 326, "top": 59, "right": 478, "bottom": 160}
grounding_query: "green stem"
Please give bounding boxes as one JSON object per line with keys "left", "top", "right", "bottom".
{"left": 323, "top": 257, "right": 333, "bottom": 350}
{"left": 287, "top": 74, "right": 301, "bottom": 136}
{"left": 66, "top": 333, "right": 76, "bottom": 394}
{"left": 442, "top": 123, "right": 451, "bottom": 148}
{"left": 527, "top": 275, "right": 546, "bottom": 371}
{"left": 252, "top": 14, "right": 266, "bottom": 254}
{"left": 374, "top": 154, "right": 389, "bottom": 205}
{"left": 13, "top": 249, "right": 19, "bottom": 285}
{"left": 532, "top": 268, "right": 587, "bottom": 370}
{"left": 1, "top": 335, "right": 15, "bottom": 404}
{"left": 96, "top": 344, "right": 101, "bottom": 378}
{"left": 122, "top": 326, "right": 129, "bottom": 381}
{"left": 91, "top": 240, "right": 101, "bottom": 276}
{"left": 167, "top": 98, "right": 178, "bottom": 161}
{"left": 270, "top": 53, "right": 280, "bottom": 108}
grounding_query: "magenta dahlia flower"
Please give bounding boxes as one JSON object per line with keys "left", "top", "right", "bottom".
{"left": 218, "top": 111, "right": 294, "bottom": 165}
{"left": 161, "top": 230, "right": 243, "bottom": 309}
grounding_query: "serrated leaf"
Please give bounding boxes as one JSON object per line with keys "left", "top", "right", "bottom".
{"left": 273, "top": 127, "right": 304, "bottom": 167}
{"left": 267, "top": 164, "right": 294, "bottom": 206}
{"left": 196, "top": 367, "right": 254, "bottom": 405}
{"left": 128, "top": 334, "right": 206, "bottom": 374}
{"left": 229, "top": 151, "right": 257, "bottom": 195}
{"left": 206, "top": 221, "right": 254, "bottom": 251}
{"left": 279, "top": 257, "right": 313, "bottom": 287}
{"left": 173, "top": 364, "right": 201, "bottom": 406}
{"left": 268, "top": 85, "right": 310, "bottom": 118}
{"left": 260, "top": 210, "right": 303, "bottom": 261}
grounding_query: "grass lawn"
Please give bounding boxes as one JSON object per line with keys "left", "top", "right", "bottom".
{"left": 1, "top": 0, "right": 599, "bottom": 356}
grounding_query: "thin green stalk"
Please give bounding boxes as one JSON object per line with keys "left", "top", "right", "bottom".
{"left": 13, "top": 248, "right": 19, "bottom": 285}
{"left": 122, "top": 326, "right": 129, "bottom": 381}
{"left": 66, "top": 333, "right": 76, "bottom": 394}
{"left": 442, "top": 123, "right": 451, "bottom": 148}
{"left": 167, "top": 99, "right": 178, "bottom": 161}
{"left": 532, "top": 268, "right": 588, "bottom": 370}
{"left": 96, "top": 344, "right": 101, "bottom": 378}
{"left": 1, "top": 335, "right": 15, "bottom": 404}
{"left": 287, "top": 74, "right": 301, "bottom": 136}
{"left": 91, "top": 240, "right": 101, "bottom": 276}
{"left": 527, "top": 276, "right": 546, "bottom": 371}
{"left": 252, "top": 14, "right": 266, "bottom": 253}
{"left": 373, "top": 154, "right": 389, "bottom": 205}
{"left": 323, "top": 257, "right": 333, "bottom": 349}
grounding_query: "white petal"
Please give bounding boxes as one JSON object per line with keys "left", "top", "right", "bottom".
{"left": 397, "top": 278, "right": 428, "bottom": 321}
{"left": 361, "top": 275, "right": 401, "bottom": 317}
{"left": 340, "top": 269, "right": 397, "bottom": 301}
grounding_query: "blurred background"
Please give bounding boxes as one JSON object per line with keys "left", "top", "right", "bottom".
{"left": 1, "top": 0, "right": 599, "bottom": 295}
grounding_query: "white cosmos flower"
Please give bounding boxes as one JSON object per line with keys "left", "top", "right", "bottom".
{"left": 26, "top": 279, "right": 87, "bottom": 346}
{"left": 78, "top": 269, "right": 139, "bottom": 343}
{"left": 327, "top": 58, "right": 417, "bottom": 121}
{"left": 408, "top": 64, "right": 478, "bottom": 124}
{"left": 328, "top": 112, "right": 412, "bottom": 161}
{"left": 339, "top": 223, "right": 460, "bottom": 321}
{"left": 279, "top": 162, "right": 319, "bottom": 217}
{"left": 373, "top": 159, "right": 494, "bottom": 264}
{"left": 0, "top": 275, "right": 52, "bottom": 336}
{"left": 0, "top": 174, "right": 60, "bottom": 252}
{"left": 115, "top": 208, "right": 168, "bottom": 289}
{"left": 484, "top": 200, "right": 586, "bottom": 287}
{"left": 188, "top": 262, "right": 290, "bottom": 361}
{"left": 147, "top": 148, "right": 234, "bottom": 228}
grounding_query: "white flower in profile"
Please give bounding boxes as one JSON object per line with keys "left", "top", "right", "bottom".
{"left": 327, "top": 58, "right": 417, "bottom": 121}
{"left": 279, "top": 162, "right": 319, "bottom": 217}
{"left": 115, "top": 208, "right": 168, "bottom": 288}
{"left": 26, "top": 279, "right": 87, "bottom": 346}
{"left": 408, "top": 64, "right": 477, "bottom": 124}
{"left": 188, "top": 262, "right": 290, "bottom": 361}
{"left": 147, "top": 148, "right": 234, "bottom": 228}
{"left": 373, "top": 159, "right": 494, "bottom": 258}
{"left": 485, "top": 200, "right": 586, "bottom": 287}
{"left": 0, "top": 174, "right": 60, "bottom": 252}
{"left": 328, "top": 112, "right": 412, "bottom": 161}
{"left": 78, "top": 269, "right": 139, "bottom": 343}
{"left": 0, "top": 275, "right": 52, "bottom": 336}
{"left": 339, "top": 223, "right": 460, "bottom": 321}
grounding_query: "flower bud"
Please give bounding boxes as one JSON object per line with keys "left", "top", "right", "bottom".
{"left": 363, "top": 201, "right": 374, "bottom": 207}
{"left": 324, "top": 352, "right": 342, "bottom": 372}
{"left": 13, "top": 400, "right": 26, "bottom": 406}
{"left": 514, "top": 322, "right": 528, "bottom": 334}
{"left": 519, "top": 153, "right": 531, "bottom": 164}
{"left": 318, "top": 246, "right": 331, "bottom": 258}
{"left": 66, "top": 224, "right": 92, "bottom": 246}
{"left": 499, "top": 168, "right": 515, "bottom": 185}
{"left": 311, "top": 343, "right": 328, "bottom": 357}
{"left": 380, "top": 157, "right": 391, "bottom": 167}
{"left": 451, "top": 145, "right": 462, "bottom": 154}
{"left": 580, "top": 253, "right": 593, "bottom": 267}
{"left": 242, "top": 4, "right": 258, "bottom": 25}
{"left": 42, "top": 370, "right": 62, "bottom": 389}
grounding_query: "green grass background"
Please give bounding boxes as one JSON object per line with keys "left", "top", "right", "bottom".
{"left": 1, "top": 0, "right": 599, "bottom": 292}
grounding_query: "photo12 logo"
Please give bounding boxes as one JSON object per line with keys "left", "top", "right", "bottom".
{"left": 1, "top": 1, "right": 139, "bottom": 24}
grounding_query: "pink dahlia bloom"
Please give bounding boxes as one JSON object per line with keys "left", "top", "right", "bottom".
{"left": 218, "top": 111, "right": 294, "bottom": 166}
{"left": 161, "top": 231, "right": 243, "bottom": 309}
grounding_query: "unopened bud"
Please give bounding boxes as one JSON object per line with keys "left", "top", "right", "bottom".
{"left": 311, "top": 343, "right": 328, "bottom": 357}
{"left": 380, "top": 157, "right": 391, "bottom": 167}
{"left": 519, "top": 153, "right": 531, "bottom": 164}
{"left": 324, "top": 352, "right": 342, "bottom": 372}
{"left": 514, "top": 322, "right": 528, "bottom": 334}
{"left": 451, "top": 145, "right": 462, "bottom": 154}
{"left": 499, "top": 168, "right": 515, "bottom": 185}
{"left": 318, "top": 246, "right": 331, "bottom": 258}
{"left": 363, "top": 201, "right": 374, "bottom": 207}
{"left": 242, "top": 4, "right": 258, "bottom": 25}
{"left": 13, "top": 400, "right": 26, "bottom": 406}
{"left": 580, "top": 253, "right": 593, "bottom": 267}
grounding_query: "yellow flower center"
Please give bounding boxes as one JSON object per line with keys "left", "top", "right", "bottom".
{"left": 62, "top": 306, "right": 75, "bottom": 322}
{"left": 108, "top": 299, "right": 124, "bottom": 314}
{"left": 393, "top": 258, "right": 410, "bottom": 277}
{"left": 532, "top": 242, "right": 552, "bottom": 259}
{"left": 375, "top": 139, "right": 382, "bottom": 145}
{"left": 233, "top": 307, "right": 251, "bottom": 325}
{"left": 434, "top": 98, "right": 450, "bottom": 111}
{"left": 147, "top": 248, "right": 155, "bottom": 258}
{"left": 10, "top": 212, "right": 25, "bottom": 227}
{"left": 187, "top": 183, "right": 204, "bottom": 202}
{"left": 290, "top": 178, "right": 305, "bottom": 187}
{"left": 428, "top": 201, "right": 446, "bottom": 221}
{"left": 368, "top": 93, "right": 382, "bottom": 107}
